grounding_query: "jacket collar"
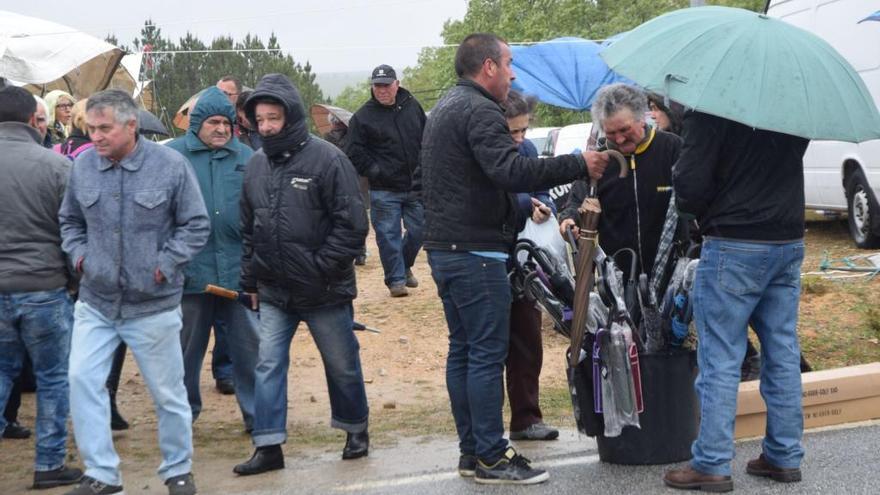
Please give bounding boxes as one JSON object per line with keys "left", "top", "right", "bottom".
{"left": 183, "top": 130, "right": 237, "bottom": 158}
{"left": 456, "top": 78, "right": 500, "bottom": 104}
{"left": 97, "top": 137, "right": 145, "bottom": 172}
{"left": 0, "top": 122, "right": 43, "bottom": 144}
{"left": 368, "top": 86, "right": 414, "bottom": 109}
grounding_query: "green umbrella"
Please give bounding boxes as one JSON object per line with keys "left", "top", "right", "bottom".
{"left": 600, "top": 6, "right": 880, "bottom": 143}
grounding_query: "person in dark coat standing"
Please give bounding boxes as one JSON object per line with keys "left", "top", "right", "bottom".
{"left": 166, "top": 86, "right": 260, "bottom": 431}
{"left": 233, "top": 74, "right": 370, "bottom": 476}
{"left": 0, "top": 85, "right": 83, "bottom": 490}
{"left": 420, "top": 33, "right": 605, "bottom": 485}
{"left": 663, "top": 111, "right": 809, "bottom": 492}
{"left": 346, "top": 65, "right": 426, "bottom": 297}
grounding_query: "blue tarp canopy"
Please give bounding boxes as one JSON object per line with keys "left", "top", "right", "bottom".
{"left": 511, "top": 37, "right": 630, "bottom": 111}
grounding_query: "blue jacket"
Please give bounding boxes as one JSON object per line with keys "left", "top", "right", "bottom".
{"left": 59, "top": 138, "right": 210, "bottom": 319}
{"left": 167, "top": 87, "right": 254, "bottom": 294}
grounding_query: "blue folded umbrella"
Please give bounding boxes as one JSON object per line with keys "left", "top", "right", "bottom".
{"left": 511, "top": 37, "right": 631, "bottom": 111}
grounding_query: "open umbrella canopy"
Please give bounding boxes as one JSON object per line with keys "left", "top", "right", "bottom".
{"left": 511, "top": 37, "right": 630, "bottom": 111}
{"left": 0, "top": 10, "right": 123, "bottom": 100}
{"left": 138, "top": 109, "right": 169, "bottom": 137}
{"left": 600, "top": 6, "right": 880, "bottom": 143}
{"left": 310, "top": 104, "right": 353, "bottom": 137}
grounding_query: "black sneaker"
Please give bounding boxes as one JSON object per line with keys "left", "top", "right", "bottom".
{"left": 33, "top": 465, "right": 83, "bottom": 489}
{"left": 475, "top": 447, "right": 549, "bottom": 485}
{"left": 165, "top": 473, "right": 196, "bottom": 495}
{"left": 62, "top": 476, "right": 123, "bottom": 494}
{"left": 458, "top": 454, "right": 477, "bottom": 477}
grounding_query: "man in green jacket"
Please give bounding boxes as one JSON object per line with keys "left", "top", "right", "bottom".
{"left": 166, "top": 87, "right": 260, "bottom": 431}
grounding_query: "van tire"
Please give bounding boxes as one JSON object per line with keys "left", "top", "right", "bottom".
{"left": 845, "top": 169, "right": 880, "bottom": 249}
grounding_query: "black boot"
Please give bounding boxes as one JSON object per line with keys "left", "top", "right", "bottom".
{"left": 109, "top": 389, "right": 129, "bottom": 431}
{"left": 342, "top": 431, "right": 369, "bottom": 460}
{"left": 233, "top": 445, "right": 284, "bottom": 475}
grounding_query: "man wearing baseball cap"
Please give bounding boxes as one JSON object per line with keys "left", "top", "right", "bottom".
{"left": 345, "top": 64, "right": 427, "bottom": 297}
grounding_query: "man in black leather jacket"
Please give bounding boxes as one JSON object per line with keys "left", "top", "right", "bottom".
{"left": 233, "top": 74, "right": 371, "bottom": 476}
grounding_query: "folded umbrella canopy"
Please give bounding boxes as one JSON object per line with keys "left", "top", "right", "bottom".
{"left": 0, "top": 10, "right": 123, "bottom": 100}
{"left": 600, "top": 6, "right": 880, "bottom": 143}
{"left": 511, "top": 37, "right": 630, "bottom": 111}
{"left": 310, "top": 104, "right": 353, "bottom": 137}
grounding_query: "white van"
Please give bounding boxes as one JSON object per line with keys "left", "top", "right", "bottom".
{"left": 768, "top": 0, "right": 880, "bottom": 247}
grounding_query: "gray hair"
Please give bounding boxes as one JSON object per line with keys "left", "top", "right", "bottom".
{"left": 591, "top": 83, "right": 648, "bottom": 127}
{"left": 86, "top": 89, "right": 139, "bottom": 129}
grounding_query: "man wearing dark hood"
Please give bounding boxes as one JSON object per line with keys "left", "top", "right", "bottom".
{"left": 233, "top": 74, "right": 370, "bottom": 476}
{"left": 166, "top": 86, "right": 260, "bottom": 432}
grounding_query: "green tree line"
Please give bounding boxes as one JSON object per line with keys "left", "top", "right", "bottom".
{"left": 109, "top": 21, "right": 325, "bottom": 136}
{"left": 335, "top": 0, "right": 765, "bottom": 126}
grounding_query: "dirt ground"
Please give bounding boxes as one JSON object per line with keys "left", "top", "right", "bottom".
{"left": 2, "top": 219, "right": 878, "bottom": 493}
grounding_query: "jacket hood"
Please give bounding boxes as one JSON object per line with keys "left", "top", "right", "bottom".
{"left": 368, "top": 86, "right": 414, "bottom": 108}
{"left": 189, "top": 86, "right": 236, "bottom": 135}
{"left": 244, "top": 74, "right": 309, "bottom": 145}
{"left": 44, "top": 90, "right": 75, "bottom": 127}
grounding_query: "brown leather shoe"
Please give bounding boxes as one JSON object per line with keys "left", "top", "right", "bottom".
{"left": 663, "top": 465, "right": 733, "bottom": 492}
{"left": 746, "top": 454, "right": 802, "bottom": 482}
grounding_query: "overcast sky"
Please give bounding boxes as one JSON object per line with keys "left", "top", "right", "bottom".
{"left": 2, "top": 0, "right": 469, "bottom": 74}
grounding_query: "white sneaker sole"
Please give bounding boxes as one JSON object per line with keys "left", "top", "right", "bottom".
{"left": 474, "top": 471, "right": 550, "bottom": 485}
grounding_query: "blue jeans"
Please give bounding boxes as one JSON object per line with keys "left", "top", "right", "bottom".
{"left": 691, "top": 238, "right": 805, "bottom": 476}
{"left": 0, "top": 287, "right": 73, "bottom": 471}
{"left": 180, "top": 294, "right": 259, "bottom": 428}
{"left": 427, "top": 251, "right": 511, "bottom": 461}
{"left": 252, "top": 302, "right": 369, "bottom": 447}
{"left": 370, "top": 190, "right": 424, "bottom": 287}
{"left": 69, "top": 301, "right": 192, "bottom": 486}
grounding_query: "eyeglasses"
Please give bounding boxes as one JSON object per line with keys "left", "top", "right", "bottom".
{"left": 56, "top": 103, "right": 74, "bottom": 110}
{"left": 223, "top": 92, "right": 239, "bottom": 97}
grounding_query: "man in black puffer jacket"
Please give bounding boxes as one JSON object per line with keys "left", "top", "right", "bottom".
{"left": 420, "top": 33, "right": 606, "bottom": 485}
{"left": 346, "top": 64, "right": 427, "bottom": 297}
{"left": 233, "top": 74, "right": 371, "bottom": 476}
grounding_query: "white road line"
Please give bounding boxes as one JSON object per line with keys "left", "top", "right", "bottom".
{"left": 334, "top": 453, "right": 602, "bottom": 492}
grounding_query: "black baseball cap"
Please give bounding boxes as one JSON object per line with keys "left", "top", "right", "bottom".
{"left": 371, "top": 64, "right": 397, "bottom": 85}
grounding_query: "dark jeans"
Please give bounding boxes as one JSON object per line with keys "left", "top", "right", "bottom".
{"left": 370, "top": 190, "right": 424, "bottom": 287}
{"left": 211, "top": 330, "right": 234, "bottom": 382}
{"left": 506, "top": 299, "right": 544, "bottom": 432}
{"left": 428, "top": 251, "right": 511, "bottom": 461}
{"left": 252, "top": 302, "right": 368, "bottom": 447}
{"left": 181, "top": 294, "right": 259, "bottom": 428}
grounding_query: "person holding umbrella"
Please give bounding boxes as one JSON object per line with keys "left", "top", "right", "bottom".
{"left": 599, "top": 7, "right": 880, "bottom": 490}
{"left": 663, "top": 110, "right": 810, "bottom": 493}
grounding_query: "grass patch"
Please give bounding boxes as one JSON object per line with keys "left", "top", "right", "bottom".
{"left": 801, "top": 275, "right": 829, "bottom": 296}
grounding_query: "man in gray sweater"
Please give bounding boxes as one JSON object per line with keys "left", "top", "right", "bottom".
{"left": 0, "top": 86, "right": 83, "bottom": 490}
{"left": 59, "top": 90, "right": 209, "bottom": 495}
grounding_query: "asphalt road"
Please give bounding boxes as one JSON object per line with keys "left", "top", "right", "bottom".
{"left": 215, "top": 421, "right": 880, "bottom": 495}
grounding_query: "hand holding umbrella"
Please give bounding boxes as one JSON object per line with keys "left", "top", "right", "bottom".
{"left": 569, "top": 150, "right": 628, "bottom": 367}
